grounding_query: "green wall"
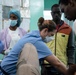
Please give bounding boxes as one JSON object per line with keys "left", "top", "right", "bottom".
{"left": 30, "top": 0, "right": 59, "bottom": 31}
{"left": 0, "top": 54, "right": 4, "bottom": 60}
{"left": 30, "top": 0, "right": 44, "bottom": 31}
{"left": 44, "top": 0, "right": 59, "bottom": 10}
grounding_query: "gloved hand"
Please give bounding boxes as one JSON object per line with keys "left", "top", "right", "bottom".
{"left": 4, "top": 49, "right": 10, "bottom": 55}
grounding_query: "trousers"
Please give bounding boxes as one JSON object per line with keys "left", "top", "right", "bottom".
{"left": 16, "top": 43, "right": 41, "bottom": 75}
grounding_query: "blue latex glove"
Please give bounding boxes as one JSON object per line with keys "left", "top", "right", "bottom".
{"left": 0, "top": 41, "right": 4, "bottom": 53}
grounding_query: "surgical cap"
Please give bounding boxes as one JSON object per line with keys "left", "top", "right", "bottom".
{"left": 9, "top": 9, "right": 21, "bottom": 27}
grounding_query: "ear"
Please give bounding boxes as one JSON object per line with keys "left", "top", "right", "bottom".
{"left": 69, "top": 0, "right": 75, "bottom": 7}
{"left": 44, "top": 28, "right": 48, "bottom": 32}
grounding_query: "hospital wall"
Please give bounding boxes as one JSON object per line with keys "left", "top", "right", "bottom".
{"left": 30, "top": 0, "right": 59, "bottom": 31}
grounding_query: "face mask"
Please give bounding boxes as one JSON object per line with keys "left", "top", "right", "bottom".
{"left": 44, "top": 36, "right": 54, "bottom": 43}
{"left": 9, "top": 19, "right": 17, "bottom": 27}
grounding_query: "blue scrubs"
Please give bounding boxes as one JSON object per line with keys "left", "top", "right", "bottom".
{"left": 1, "top": 30, "right": 52, "bottom": 75}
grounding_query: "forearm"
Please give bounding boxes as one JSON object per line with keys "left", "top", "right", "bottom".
{"left": 54, "top": 59, "right": 67, "bottom": 75}
{"left": 67, "top": 46, "right": 75, "bottom": 64}
{"left": 67, "top": 29, "right": 75, "bottom": 64}
{"left": 45, "top": 55, "right": 67, "bottom": 75}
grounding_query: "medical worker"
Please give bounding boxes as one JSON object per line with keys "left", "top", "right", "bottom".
{"left": 0, "top": 17, "right": 67, "bottom": 75}
{"left": 0, "top": 9, "right": 27, "bottom": 55}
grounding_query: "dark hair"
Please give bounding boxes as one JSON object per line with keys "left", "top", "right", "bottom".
{"left": 51, "top": 4, "right": 59, "bottom": 10}
{"left": 59, "top": 0, "right": 70, "bottom": 5}
{"left": 38, "top": 17, "right": 56, "bottom": 32}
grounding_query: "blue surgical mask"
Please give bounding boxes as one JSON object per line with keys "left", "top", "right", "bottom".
{"left": 44, "top": 36, "right": 54, "bottom": 43}
{"left": 9, "top": 19, "right": 17, "bottom": 26}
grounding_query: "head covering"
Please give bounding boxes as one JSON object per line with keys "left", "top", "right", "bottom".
{"left": 8, "top": 9, "right": 21, "bottom": 27}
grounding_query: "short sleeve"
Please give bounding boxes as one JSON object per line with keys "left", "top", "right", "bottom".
{"left": 34, "top": 41, "right": 53, "bottom": 59}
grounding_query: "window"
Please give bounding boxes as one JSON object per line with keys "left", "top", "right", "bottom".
{"left": 2, "top": 6, "right": 12, "bottom": 19}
